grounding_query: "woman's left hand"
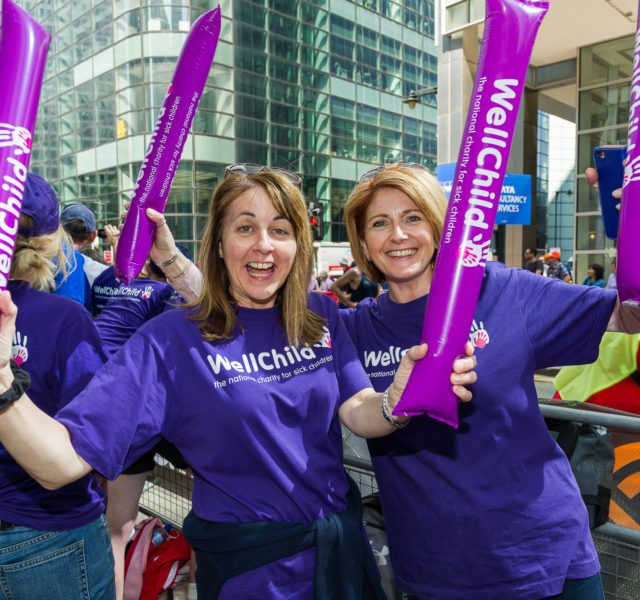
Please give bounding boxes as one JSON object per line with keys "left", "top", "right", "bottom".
{"left": 451, "top": 342, "right": 477, "bottom": 402}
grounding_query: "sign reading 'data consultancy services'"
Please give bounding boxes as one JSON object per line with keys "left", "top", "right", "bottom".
{"left": 437, "top": 163, "right": 532, "bottom": 226}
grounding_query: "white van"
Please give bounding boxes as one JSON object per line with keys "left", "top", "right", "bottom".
{"left": 313, "top": 242, "right": 353, "bottom": 277}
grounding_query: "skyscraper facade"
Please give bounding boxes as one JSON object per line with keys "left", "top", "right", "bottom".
{"left": 22, "top": 0, "right": 438, "bottom": 253}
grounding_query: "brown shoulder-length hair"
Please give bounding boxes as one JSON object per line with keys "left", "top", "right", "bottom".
{"left": 191, "top": 170, "right": 325, "bottom": 346}
{"left": 343, "top": 164, "right": 447, "bottom": 284}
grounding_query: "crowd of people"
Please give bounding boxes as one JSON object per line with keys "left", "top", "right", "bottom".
{"left": 0, "top": 156, "right": 636, "bottom": 600}
{"left": 524, "top": 247, "right": 617, "bottom": 289}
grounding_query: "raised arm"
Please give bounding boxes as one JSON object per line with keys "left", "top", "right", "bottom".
{"left": 122, "top": 206, "right": 203, "bottom": 302}
{"left": 331, "top": 268, "right": 358, "bottom": 308}
{"left": 0, "top": 292, "right": 92, "bottom": 489}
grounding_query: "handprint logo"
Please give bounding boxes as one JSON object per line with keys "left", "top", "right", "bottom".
{"left": 460, "top": 234, "right": 492, "bottom": 268}
{"left": 623, "top": 154, "right": 640, "bottom": 188}
{"left": 0, "top": 123, "right": 32, "bottom": 156}
{"left": 370, "top": 542, "right": 390, "bottom": 567}
{"left": 11, "top": 331, "right": 29, "bottom": 365}
{"left": 469, "top": 320, "right": 490, "bottom": 349}
{"left": 141, "top": 285, "right": 154, "bottom": 300}
{"left": 313, "top": 326, "right": 332, "bottom": 349}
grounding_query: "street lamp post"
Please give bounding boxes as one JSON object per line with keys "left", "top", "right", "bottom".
{"left": 403, "top": 86, "right": 438, "bottom": 109}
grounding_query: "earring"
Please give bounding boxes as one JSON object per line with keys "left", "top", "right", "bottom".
{"left": 218, "top": 245, "right": 223, "bottom": 259}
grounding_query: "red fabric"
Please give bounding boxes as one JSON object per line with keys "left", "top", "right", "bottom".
{"left": 321, "top": 290, "right": 339, "bottom": 303}
{"left": 140, "top": 532, "right": 191, "bottom": 600}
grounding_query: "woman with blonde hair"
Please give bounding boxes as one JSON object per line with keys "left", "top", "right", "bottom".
{"left": 0, "top": 173, "right": 114, "bottom": 599}
{"left": 340, "top": 163, "right": 640, "bottom": 599}
{"left": 0, "top": 166, "right": 462, "bottom": 599}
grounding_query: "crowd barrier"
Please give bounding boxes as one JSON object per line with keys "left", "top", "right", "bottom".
{"left": 138, "top": 400, "right": 640, "bottom": 599}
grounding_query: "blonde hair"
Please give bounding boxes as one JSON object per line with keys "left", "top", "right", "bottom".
{"left": 11, "top": 214, "right": 70, "bottom": 291}
{"left": 191, "top": 170, "right": 325, "bottom": 346}
{"left": 344, "top": 164, "right": 447, "bottom": 283}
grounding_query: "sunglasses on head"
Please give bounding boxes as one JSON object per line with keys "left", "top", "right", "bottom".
{"left": 224, "top": 163, "right": 303, "bottom": 188}
{"left": 357, "top": 162, "right": 430, "bottom": 184}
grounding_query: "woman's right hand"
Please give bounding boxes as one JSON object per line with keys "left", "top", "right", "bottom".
{"left": 121, "top": 202, "right": 179, "bottom": 265}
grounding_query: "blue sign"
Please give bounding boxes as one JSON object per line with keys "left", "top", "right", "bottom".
{"left": 436, "top": 163, "right": 532, "bottom": 226}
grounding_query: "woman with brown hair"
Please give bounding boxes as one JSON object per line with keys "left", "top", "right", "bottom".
{"left": 0, "top": 167, "right": 471, "bottom": 599}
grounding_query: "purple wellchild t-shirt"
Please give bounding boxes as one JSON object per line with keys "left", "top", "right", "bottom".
{"left": 0, "top": 281, "right": 107, "bottom": 530}
{"left": 92, "top": 267, "right": 174, "bottom": 354}
{"left": 341, "top": 262, "right": 617, "bottom": 600}
{"left": 57, "top": 293, "right": 371, "bottom": 599}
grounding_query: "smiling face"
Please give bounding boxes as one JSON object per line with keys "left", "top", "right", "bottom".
{"left": 220, "top": 186, "right": 297, "bottom": 309}
{"left": 363, "top": 187, "right": 437, "bottom": 302}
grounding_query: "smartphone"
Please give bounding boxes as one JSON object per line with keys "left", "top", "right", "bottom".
{"left": 97, "top": 227, "right": 107, "bottom": 240}
{"left": 593, "top": 146, "right": 626, "bottom": 240}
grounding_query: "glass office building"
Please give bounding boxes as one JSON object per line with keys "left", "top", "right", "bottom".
{"left": 575, "top": 34, "right": 632, "bottom": 282}
{"left": 21, "top": 0, "right": 438, "bottom": 252}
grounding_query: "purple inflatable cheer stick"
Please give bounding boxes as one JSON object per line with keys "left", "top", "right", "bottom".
{"left": 115, "top": 7, "right": 221, "bottom": 283}
{"left": 0, "top": 0, "right": 50, "bottom": 290}
{"left": 617, "top": 11, "right": 640, "bottom": 305}
{"left": 395, "top": 0, "right": 549, "bottom": 428}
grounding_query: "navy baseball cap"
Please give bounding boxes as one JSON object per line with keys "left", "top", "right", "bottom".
{"left": 19, "top": 173, "right": 60, "bottom": 238}
{"left": 60, "top": 203, "right": 97, "bottom": 233}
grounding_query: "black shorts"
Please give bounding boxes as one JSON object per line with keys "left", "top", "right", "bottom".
{"left": 122, "top": 440, "right": 189, "bottom": 475}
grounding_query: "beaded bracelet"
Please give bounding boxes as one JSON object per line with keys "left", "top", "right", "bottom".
{"left": 381, "top": 386, "right": 409, "bottom": 429}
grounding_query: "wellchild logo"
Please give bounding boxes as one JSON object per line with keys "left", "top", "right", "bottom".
{"left": 469, "top": 320, "right": 490, "bottom": 349}
{"left": 623, "top": 154, "right": 640, "bottom": 188}
{"left": 460, "top": 234, "right": 492, "bottom": 268}
{"left": 313, "top": 326, "right": 332, "bottom": 349}
{"left": 0, "top": 123, "right": 32, "bottom": 156}
{"left": 141, "top": 285, "right": 154, "bottom": 300}
{"left": 208, "top": 344, "right": 319, "bottom": 375}
{"left": 363, "top": 345, "right": 406, "bottom": 369}
{"left": 0, "top": 153, "right": 28, "bottom": 289}
{"left": 11, "top": 331, "right": 28, "bottom": 365}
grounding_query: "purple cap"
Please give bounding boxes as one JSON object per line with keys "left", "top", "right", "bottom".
{"left": 60, "top": 203, "right": 97, "bottom": 233}
{"left": 19, "top": 173, "right": 60, "bottom": 238}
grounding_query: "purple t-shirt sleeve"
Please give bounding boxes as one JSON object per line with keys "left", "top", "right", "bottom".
{"left": 56, "top": 332, "right": 168, "bottom": 480}
{"left": 516, "top": 269, "right": 617, "bottom": 370}
{"left": 329, "top": 304, "right": 372, "bottom": 402}
{"left": 54, "top": 309, "right": 107, "bottom": 410}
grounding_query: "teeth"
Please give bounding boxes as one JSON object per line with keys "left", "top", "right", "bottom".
{"left": 388, "top": 249, "right": 416, "bottom": 257}
{"left": 247, "top": 262, "right": 274, "bottom": 270}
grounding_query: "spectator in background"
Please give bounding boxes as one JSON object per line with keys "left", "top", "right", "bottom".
{"left": 583, "top": 263, "right": 606, "bottom": 288}
{"left": 332, "top": 261, "right": 380, "bottom": 308}
{"left": 607, "top": 258, "right": 617, "bottom": 290}
{"left": 54, "top": 203, "right": 109, "bottom": 309}
{"left": 317, "top": 270, "right": 333, "bottom": 291}
{"left": 544, "top": 250, "right": 572, "bottom": 283}
{"left": 523, "top": 247, "right": 543, "bottom": 274}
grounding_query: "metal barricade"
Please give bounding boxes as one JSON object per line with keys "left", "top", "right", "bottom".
{"left": 138, "top": 401, "right": 640, "bottom": 599}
